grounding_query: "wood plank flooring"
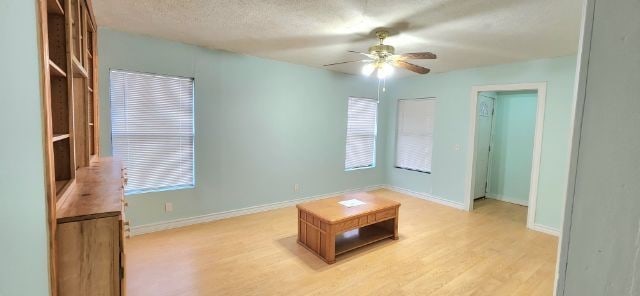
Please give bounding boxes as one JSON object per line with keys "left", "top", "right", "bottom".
{"left": 126, "top": 189, "right": 558, "bottom": 296}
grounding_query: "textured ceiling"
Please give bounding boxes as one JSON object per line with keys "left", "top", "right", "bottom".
{"left": 93, "top": 0, "right": 583, "bottom": 76}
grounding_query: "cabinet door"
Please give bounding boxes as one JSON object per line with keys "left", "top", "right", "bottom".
{"left": 57, "top": 216, "right": 121, "bottom": 296}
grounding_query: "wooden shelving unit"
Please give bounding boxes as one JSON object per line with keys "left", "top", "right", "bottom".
{"left": 44, "top": 0, "right": 73, "bottom": 199}
{"left": 49, "top": 60, "right": 66, "bottom": 77}
{"left": 87, "top": 19, "right": 98, "bottom": 158}
{"left": 54, "top": 180, "right": 70, "bottom": 194}
{"left": 52, "top": 133, "right": 70, "bottom": 142}
{"left": 72, "top": 56, "right": 88, "bottom": 78}
{"left": 47, "top": 0, "right": 64, "bottom": 15}
{"left": 37, "top": 0, "right": 108, "bottom": 294}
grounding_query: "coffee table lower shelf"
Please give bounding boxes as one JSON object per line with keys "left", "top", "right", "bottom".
{"left": 335, "top": 225, "right": 395, "bottom": 255}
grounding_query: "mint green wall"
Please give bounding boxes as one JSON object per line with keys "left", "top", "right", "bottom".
{"left": 98, "top": 28, "right": 576, "bottom": 232}
{"left": 0, "top": 1, "right": 51, "bottom": 295}
{"left": 487, "top": 91, "right": 537, "bottom": 204}
{"left": 383, "top": 56, "right": 577, "bottom": 230}
{"left": 98, "top": 28, "right": 386, "bottom": 226}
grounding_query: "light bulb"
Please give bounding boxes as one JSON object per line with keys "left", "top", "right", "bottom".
{"left": 383, "top": 63, "right": 394, "bottom": 76}
{"left": 377, "top": 63, "right": 394, "bottom": 79}
{"left": 361, "top": 63, "right": 375, "bottom": 76}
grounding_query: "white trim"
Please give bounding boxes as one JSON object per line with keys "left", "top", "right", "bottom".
{"left": 131, "top": 184, "right": 471, "bottom": 236}
{"left": 130, "top": 185, "right": 384, "bottom": 236}
{"left": 382, "top": 185, "right": 466, "bottom": 210}
{"left": 555, "top": 1, "right": 595, "bottom": 295}
{"left": 484, "top": 193, "right": 529, "bottom": 207}
{"left": 130, "top": 182, "right": 557, "bottom": 240}
{"left": 531, "top": 223, "right": 561, "bottom": 237}
{"left": 464, "top": 82, "right": 547, "bottom": 232}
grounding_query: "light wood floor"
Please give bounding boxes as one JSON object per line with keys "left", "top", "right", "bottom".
{"left": 126, "top": 189, "right": 558, "bottom": 296}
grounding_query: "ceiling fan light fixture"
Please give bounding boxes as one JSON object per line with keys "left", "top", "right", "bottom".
{"left": 361, "top": 63, "right": 375, "bottom": 76}
{"left": 382, "top": 63, "right": 394, "bottom": 75}
{"left": 376, "top": 68, "right": 386, "bottom": 79}
{"left": 376, "top": 63, "right": 394, "bottom": 79}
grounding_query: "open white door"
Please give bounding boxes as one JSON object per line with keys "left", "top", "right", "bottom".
{"left": 474, "top": 93, "right": 495, "bottom": 199}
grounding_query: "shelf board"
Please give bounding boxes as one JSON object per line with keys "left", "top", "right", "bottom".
{"left": 55, "top": 179, "right": 71, "bottom": 195}
{"left": 52, "top": 133, "right": 70, "bottom": 142}
{"left": 88, "top": 123, "right": 94, "bottom": 126}
{"left": 47, "top": 0, "right": 64, "bottom": 15}
{"left": 88, "top": 87, "right": 93, "bottom": 92}
{"left": 72, "top": 56, "right": 88, "bottom": 78}
{"left": 49, "top": 60, "right": 66, "bottom": 77}
{"left": 335, "top": 225, "right": 395, "bottom": 256}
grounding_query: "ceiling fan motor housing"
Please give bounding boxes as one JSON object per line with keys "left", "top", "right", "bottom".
{"left": 368, "top": 44, "right": 395, "bottom": 58}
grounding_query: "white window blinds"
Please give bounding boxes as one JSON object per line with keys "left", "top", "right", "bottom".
{"left": 345, "top": 97, "right": 378, "bottom": 170}
{"left": 110, "top": 70, "right": 195, "bottom": 194}
{"left": 395, "top": 99, "right": 436, "bottom": 173}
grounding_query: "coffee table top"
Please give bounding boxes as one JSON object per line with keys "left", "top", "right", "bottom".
{"left": 296, "top": 192, "right": 400, "bottom": 223}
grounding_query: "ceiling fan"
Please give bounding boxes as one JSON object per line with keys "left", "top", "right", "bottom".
{"left": 323, "top": 29, "right": 436, "bottom": 79}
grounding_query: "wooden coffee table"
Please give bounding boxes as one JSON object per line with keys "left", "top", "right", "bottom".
{"left": 296, "top": 192, "right": 400, "bottom": 264}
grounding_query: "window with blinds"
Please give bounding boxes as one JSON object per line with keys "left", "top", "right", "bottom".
{"left": 395, "top": 98, "right": 436, "bottom": 173}
{"left": 110, "top": 70, "right": 195, "bottom": 194}
{"left": 345, "top": 97, "right": 378, "bottom": 170}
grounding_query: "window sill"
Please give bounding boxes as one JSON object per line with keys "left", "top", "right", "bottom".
{"left": 125, "top": 184, "right": 195, "bottom": 196}
{"left": 395, "top": 166, "right": 431, "bottom": 174}
{"left": 345, "top": 165, "right": 376, "bottom": 172}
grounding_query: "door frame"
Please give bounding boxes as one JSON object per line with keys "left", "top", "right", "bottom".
{"left": 463, "top": 82, "right": 547, "bottom": 231}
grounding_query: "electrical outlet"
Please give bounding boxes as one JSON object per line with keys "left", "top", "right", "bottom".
{"left": 165, "top": 202, "right": 173, "bottom": 212}
{"left": 454, "top": 144, "right": 461, "bottom": 151}
{"left": 294, "top": 184, "right": 300, "bottom": 193}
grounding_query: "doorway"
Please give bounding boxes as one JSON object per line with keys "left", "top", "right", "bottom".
{"left": 465, "top": 83, "right": 547, "bottom": 230}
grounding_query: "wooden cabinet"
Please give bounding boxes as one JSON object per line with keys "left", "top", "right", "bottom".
{"left": 37, "top": 0, "right": 125, "bottom": 295}
{"left": 57, "top": 217, "right": 122, "bottom": 295}
{"left": 56, "top": 158, "right": 127, "bottom": 296}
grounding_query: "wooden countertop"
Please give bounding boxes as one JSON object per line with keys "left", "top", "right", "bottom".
{"left": 296, "top": 192, "right": 400, "bottom": 223}
{"left": 56, "top": 157, "right": 124, "bottom": 223}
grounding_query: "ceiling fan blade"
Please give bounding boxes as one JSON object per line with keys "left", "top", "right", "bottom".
{"left": 395, "top": 60, "right": 431, "bottom": 74}
{"left": 347, "top": 50, "right": 375, "bottom": 58}
{"left": 323, "top": 59, "right": 370, "bottom": 67}
{"left": 396, "top": 52, "right": 437, "bottom": 60}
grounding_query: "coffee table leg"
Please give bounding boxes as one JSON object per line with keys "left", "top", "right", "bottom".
{"left": 326, "top": 227, "right": 336, "bottom": 264}
{"left": 393, "top": 208, "right": 399, "bottom": 240}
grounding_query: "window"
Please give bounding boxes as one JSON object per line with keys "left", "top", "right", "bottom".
{"left": 345, "top": 97, "right": 378, "bottom": 170}
{"left": 395, "top": 98, "right": 436, "bottom": 173}
{"left": 110, "top": 70, "right": 195, "bottom": 194}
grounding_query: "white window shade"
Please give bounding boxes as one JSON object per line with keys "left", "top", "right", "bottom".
{"left": 110, "top": 70, "right": 195, "bottom": 194}
{"left": 345, "top": 97, "right": 378, "bottom": 170}
{"left": 395, "top": 99, "right": 436, "bottom": 173}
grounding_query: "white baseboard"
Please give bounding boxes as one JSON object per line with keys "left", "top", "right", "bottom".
{"left": 485, "top": 194, "right": 559, "bottom": 236}
{"left": 485, "top": 193, "right": 529, "bottom": 206}
{"left": 382, "top": 185, "right": 466, "bottom": 210}
{"left": 530, "top": 223, "right": 561, "bottom": 236}
{"left": 131, "top": 184, "right": 384, "bottom": 236}
{"left": 131, "top": 184, "right": 558, "bottom": 238}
